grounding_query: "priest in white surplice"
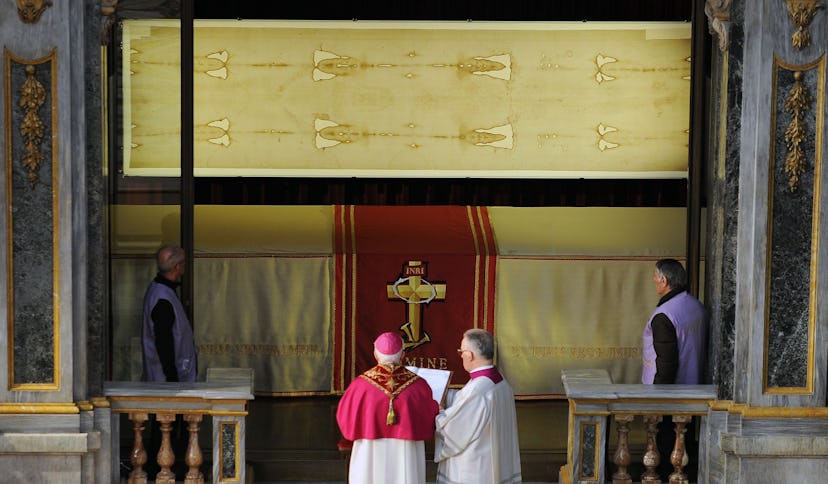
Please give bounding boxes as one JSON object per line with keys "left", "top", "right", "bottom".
{"left": 434, "top": 328, "right": 522, "bottom": 484}
{"left": 336, "top": 332, "right": 440, "bottom": 484}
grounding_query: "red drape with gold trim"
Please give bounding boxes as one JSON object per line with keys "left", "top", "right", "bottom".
{"left": 333, "top": 205, "right": 496, "bottom": 392}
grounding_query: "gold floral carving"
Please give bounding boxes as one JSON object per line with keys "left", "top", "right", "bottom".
{"left": 18, "top": 65, "right": 46, "bottom": 185}
{"left": 704, "top": 0, "right": 731, "bottom": 52}
{"left": 783, "top": 71, "right": 811, "bottom": 191}
{"left": 786, "top": 0, "right": 823, "bottom": 50}
{"left": 100, "top": 0, "right": 118, "bottom": 45}
{"left": 16, "top": 0, "right": 52, "bottom": 24}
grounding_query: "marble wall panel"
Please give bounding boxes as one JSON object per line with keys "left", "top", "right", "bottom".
{"left": 579, "top": 421, "right": 598, "bottom": 480}
{"left": 700, "top": 410, "right": 728, "bottom": 483}
{"left": 740, "top": 416, "right": 828, "bottom": 436}
{"left": 1, "top": 0, "right": 90, "bottom": 406}
{"left": 220, "top": 421, "right": 237, "bottom": 479}
{"left": 5, "top": 50, "right": 58, "bottom": 386}
{"left": 568, "top": 415, "right": 606, "bottom": 484}
{"left": 213, "top": 415, "right": 246, "bottom": 483}
{"left": 742, "top": 457, "right": 828, "bottom": 483}
{"left": 0, "top": 414, "right": 79, "bottom": 432}
{"left": 764, "top": 61, "right": 822, "bottom": 391}
{"left": 0, "top": 455, "right": 81, "bottom": 483}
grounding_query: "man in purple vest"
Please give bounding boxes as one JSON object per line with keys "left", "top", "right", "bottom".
{"left": 142, "top": 245, "right": 197, "bottom": 383}
{"left": 141, "top": 245, "right": 198, "bottom": 480}
{"left": 641, "top": 258, "right": 706, "bottom": 482}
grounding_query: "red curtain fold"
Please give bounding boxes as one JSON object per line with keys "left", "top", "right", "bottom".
{"left": 333, "top": 205, "right": 496, "bottom": 392}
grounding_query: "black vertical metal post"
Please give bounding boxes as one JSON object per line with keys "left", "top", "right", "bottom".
{"left": 105, "top": 24, "right": 118, "bottom": 380}
{"left": 181, "top": 0, "right": 195, "bottom": 320}
{"left": 686, "top": 0, "right": 707, "bottom": 297}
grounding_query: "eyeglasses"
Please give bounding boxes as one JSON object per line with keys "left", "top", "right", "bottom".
{"left": 456, "top": 348, "right": 471, "bottom": 355}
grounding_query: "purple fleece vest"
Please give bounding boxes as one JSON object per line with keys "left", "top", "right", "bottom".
{"left": 142, "top": 281, "right": 197, "bottom": 382}
{"left": 641, "top": 291, "right": 706, "bottom": 384}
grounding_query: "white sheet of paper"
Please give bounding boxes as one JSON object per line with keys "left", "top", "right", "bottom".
{"left": 406, "top": 366, "right": 452, "bottom": 405}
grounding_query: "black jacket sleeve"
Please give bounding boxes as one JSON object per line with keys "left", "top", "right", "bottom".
{"left": 652, "top": 313, "right": 678, "bottom": 384}
{"left": 151, "top": 299, "right": 179, "bottom": 382}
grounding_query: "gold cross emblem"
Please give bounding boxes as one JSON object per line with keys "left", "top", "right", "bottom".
{"left": 386, "top": 261, "right": 446, "bottom": 351}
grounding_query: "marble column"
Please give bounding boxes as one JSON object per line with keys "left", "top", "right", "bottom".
{"left": 729, "top": 0, "right": 827, "bottom": 410}
{"left": 704, "top": 0, "right": 745, "bottom": 402}
{"left": 84, "top": 0, "right": 108, "bottom": 399}
{"left": 0, "top": 0, "right": 107, "bottom": 482}
{"left": 701, "top": 0, "right": 828, "bottom": 482}
{"left": 706, "top": 0, "right": 828, "bottom": 410}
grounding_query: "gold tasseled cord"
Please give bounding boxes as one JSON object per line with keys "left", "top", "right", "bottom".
{"left": 386, "top": 396, "right": 397, "bottom": 425}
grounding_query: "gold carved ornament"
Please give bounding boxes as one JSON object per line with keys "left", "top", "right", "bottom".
{"left": 786, "top": 0, "right": 823, "bottom": 50}
{"left": 704, "top": 0, "right": 731, "bottom": 52}
{"left": 18, "top": 65, "right": 47, "bottom": 185}
{"left": 783, "top": 71, "right": 811, "bottom": 191}
{"left": 100, "top": 0, "right": 118, "bottom": 45}
{"left": 16, "top": 0, "right": 52, "bottom": 24}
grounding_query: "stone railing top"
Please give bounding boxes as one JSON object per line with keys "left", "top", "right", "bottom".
{"left": 103, "top": 381, "right": 254, "bottom": 400}
{"left": 561, "top": 369, "right": 716, "bottom": 401}
{"left": 561, "top": 368, "right": 613, "bottom": 387}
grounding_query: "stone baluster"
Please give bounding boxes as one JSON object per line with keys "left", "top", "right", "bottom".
{"left": 668, "top": 415, "right": 690, "bottom": 484}
{"left": 641, "top": 414, "right": 662, "bottom": 484}
{"left": 184, "top": 413, "right": 204, "bottom": 484}
{"left": 612, "top": 414, "right": 635, "bottom": 484}
{"left": 156, "top": 413, "right": 177, "bottom": 484}
{"left": 128, "top": 412, "right": 148, "bottom": 484}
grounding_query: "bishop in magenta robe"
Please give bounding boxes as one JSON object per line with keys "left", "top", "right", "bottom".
{"left": 336, "top": 332, "right": 439, "bottom": 484}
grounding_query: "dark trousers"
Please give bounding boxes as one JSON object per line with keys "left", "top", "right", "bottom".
{"left": 656, "top": 417, "right": 698, "bottom": 482}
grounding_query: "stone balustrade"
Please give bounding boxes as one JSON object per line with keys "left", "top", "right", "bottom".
{"left": 560, "top": 369, "right": 716, "bottom": 484}
{"left": 103, "top": 377, "right": 254, "bottom": 484}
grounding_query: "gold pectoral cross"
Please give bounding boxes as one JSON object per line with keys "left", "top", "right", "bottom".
{"left": 386, "top": 261, "right": 446, "bottom": 350}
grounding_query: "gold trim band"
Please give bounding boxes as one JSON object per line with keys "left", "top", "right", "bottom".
{"left": 109, "top": 407, "right": 248, "bottom": 417}
{"left": 711, "top": 401, "right": 828, "bottom": 418}
{"left": 107, "top": 396, "right": 249, "bottom": 405}
{"left": 0, "top": 403, "right": 79, "bottom": 414}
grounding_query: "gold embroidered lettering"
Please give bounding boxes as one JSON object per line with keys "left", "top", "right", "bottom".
{"left": 196, "top": 344, "right": 322, "bottom": 356}
{"left": 509, "top": 346, "right": 640, "bottom": 360}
